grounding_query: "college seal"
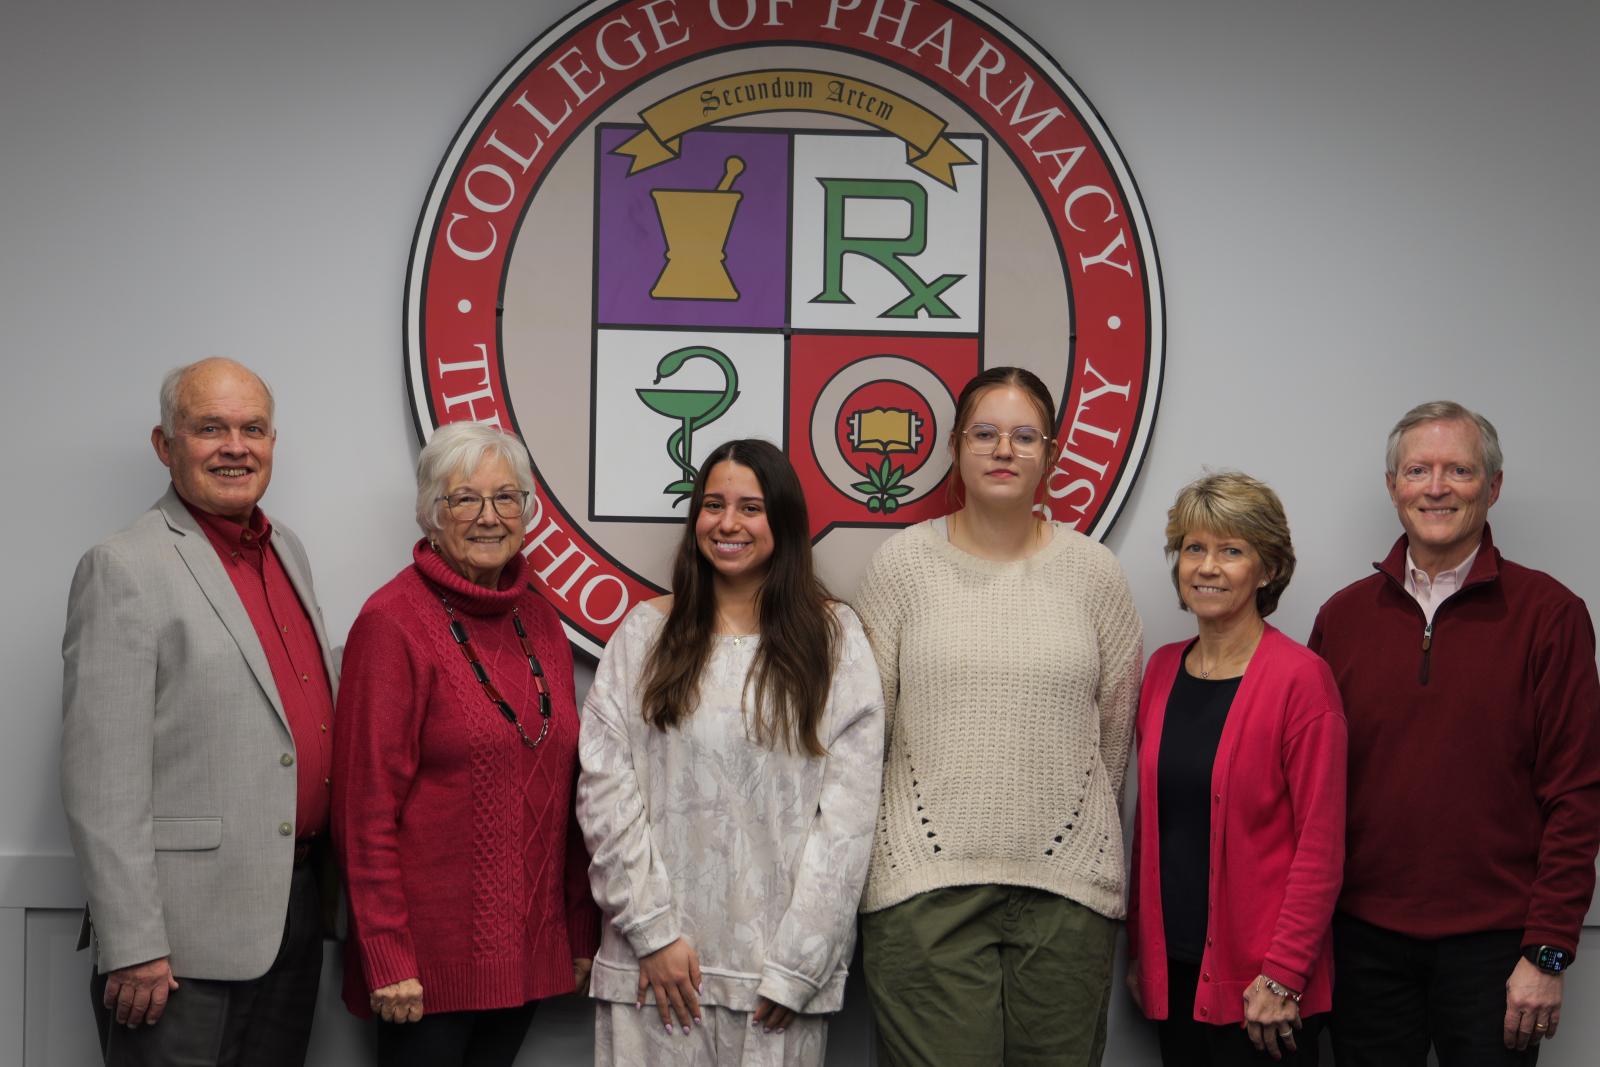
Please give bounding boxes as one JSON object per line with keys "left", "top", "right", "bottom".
{"left": 405, "top": 0, "right": 1164, "bottom": 656}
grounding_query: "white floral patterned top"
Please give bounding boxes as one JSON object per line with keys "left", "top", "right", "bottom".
{"left": 576, "top": 601, "right": 885, "bottom": 1014}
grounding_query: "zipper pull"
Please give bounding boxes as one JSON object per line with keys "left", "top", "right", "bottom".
{"left": 1419, "top": 621, "right": 1433, "bottom": 685}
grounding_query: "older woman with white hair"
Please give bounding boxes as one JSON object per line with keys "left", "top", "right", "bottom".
{"left": 331, "top": 422, "right": 600, "bottom": 1067}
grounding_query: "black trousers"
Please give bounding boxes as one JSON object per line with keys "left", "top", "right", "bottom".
{"left": 92, "top": 862, "right": 323, "bottom": 1067}
{"left": 1158, "top": 958, "right": 1323, "bottom": 1066}
{"left": 1330, "top": 912, "right": 1538, "bottom": 1066}
{"left": 375, "top": 1001, "right": 538, "bottom": 1067}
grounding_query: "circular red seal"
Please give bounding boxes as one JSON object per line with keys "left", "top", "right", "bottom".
{"left": 406, "top": 0, "right": 1163, "bottom": 656}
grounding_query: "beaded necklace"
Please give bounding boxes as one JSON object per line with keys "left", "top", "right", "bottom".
{"left": 439, "top": 593, "right": 550, "bottom": 750}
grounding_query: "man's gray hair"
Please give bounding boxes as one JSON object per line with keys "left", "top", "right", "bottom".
{"left": 415, "top": 422, "right": 536, "bottom": 536}
{"left": 1385, "top": 400, "right": 1503, "bottom": 479}
{"left": 158, "top": 358, "right": 276, "bottom": 436}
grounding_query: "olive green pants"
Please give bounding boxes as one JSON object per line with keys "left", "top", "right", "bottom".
{"left": 862, "top": 884, "right": 1118, "bottom": 1067}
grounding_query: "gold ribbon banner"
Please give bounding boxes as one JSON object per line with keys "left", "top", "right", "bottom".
{"left": 612, "top": 69, "right": 975, "bottom": 189}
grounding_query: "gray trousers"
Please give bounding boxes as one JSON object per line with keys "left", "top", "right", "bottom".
{"left": 91, "top": 862, "right": 322, "bottom": 1067}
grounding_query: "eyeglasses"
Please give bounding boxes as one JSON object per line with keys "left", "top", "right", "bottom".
{"left": 961, "top": 424, "right": 1050, "bottom": 458}
{"left": 438, "top": 491, "right": 530, "bottom": 520}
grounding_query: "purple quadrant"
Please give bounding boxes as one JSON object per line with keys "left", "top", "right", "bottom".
{"left": 597, "top": 126, "right": 789, "bottom": 330}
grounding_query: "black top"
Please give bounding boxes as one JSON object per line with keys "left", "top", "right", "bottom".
{"left": 1157, "top": 643, "right": 1243, "bottom": 964}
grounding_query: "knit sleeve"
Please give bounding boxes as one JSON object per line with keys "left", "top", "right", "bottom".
{"left": 1124, "top": 650, "right": 1167, "bottom": 964}
{"left": 1523, "top": 594, "right": 1600, "bottom": 952}
{"left": 330, "top": 604, "right": 426, "bottom": 994}
{"left": 853, "top": 537, "right": 904, "bottom": 741}
{"left": 1093, "top": 554, "right": 1143, "bottom": 807}
{"left": 575, "top": 609, "right": 681, "bottom": 958}
{"left": 1261, "top": 657, "right": 1347, "bottom": 993}
{"left": 756, "top": 611, "right": 886, "bottom": 1012}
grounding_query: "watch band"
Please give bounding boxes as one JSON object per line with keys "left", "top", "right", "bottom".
{"left": 1522, "top": 945, "right": 1573, "bottom": 974}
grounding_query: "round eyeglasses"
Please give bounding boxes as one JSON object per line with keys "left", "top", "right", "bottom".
{"left": 961, "top": 423, "right": 1049, "bottom": 458}
{"left": 438, "top": 491, "right": 530, "bottom": 520}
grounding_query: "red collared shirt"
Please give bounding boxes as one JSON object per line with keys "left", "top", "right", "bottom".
{"left": 186, "top": 500, "right": 335, "bottom": 838}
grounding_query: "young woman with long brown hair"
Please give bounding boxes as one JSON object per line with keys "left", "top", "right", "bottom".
{"left": 855, "top": 367, "right": 1144, "bottom": 1066}
{"left": 576, "top": 438, "right": 885, "bottom": 1066}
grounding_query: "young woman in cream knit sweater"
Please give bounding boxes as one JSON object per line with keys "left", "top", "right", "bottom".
{"left": 856, "top": 367, "right": 1144, "bottom": 1067}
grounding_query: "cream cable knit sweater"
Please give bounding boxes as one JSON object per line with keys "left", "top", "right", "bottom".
{"left": 854, "top": 518, "right": 1143, "bottom": 918}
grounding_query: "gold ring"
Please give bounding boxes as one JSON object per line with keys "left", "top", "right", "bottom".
{"left": 1279, "top": 1028, "right": 1294, "bottom": 1037}
{"left": 1535, "top": 1022, "right": 1548, "bottom": 1031}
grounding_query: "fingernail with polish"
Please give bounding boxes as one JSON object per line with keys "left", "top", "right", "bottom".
{"left": 665, "top": 1023, "right": 674, "bottom": 1034}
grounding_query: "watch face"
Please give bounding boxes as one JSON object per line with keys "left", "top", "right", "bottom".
{"left": 1536, "top": 946, "right": 1570, "bottom": 973}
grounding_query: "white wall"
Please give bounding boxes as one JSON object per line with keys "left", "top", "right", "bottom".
{"left": 3, "top": 1, "right": 1597, "bottom": 1064}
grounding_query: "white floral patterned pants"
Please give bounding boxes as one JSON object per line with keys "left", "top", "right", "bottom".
{"left": 594, "top": 1001, "right": 829, "bottom": 1067}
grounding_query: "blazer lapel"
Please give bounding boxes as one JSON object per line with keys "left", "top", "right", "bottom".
{"left": 159, "top": 488, "right": 291, "bottom": 734}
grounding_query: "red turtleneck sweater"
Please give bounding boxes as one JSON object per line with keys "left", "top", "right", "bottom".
{"left": 331, "top": 542, "right": 601, "bottom": 1016}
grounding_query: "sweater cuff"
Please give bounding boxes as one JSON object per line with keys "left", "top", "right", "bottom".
{"left": 621, "top": 906, "right": 680, "bottom": 959}
{"left": 1522, "top": 927, "right": 1579, "bottom": 957}
{"left": 1260, "top": 958, "right": 1309, "bottom": 998}
{"left": 358, "top": 930, "right": 420, "bottom": 994}
{"left": 756, "top": 963, "right": 821, "bottom": 1014}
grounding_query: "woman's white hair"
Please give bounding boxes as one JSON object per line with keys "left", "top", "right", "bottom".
{"left": 414, "top": 422, "right": 536, "bottom": 536}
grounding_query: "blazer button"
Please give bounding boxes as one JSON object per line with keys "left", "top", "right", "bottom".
{"left": 280, "top": 753, "right": 295, "bottom": 766}
{"left": 279, "top": 822, "right": 293, "bottom": 836}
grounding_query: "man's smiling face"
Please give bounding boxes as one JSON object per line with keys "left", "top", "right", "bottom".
{"left": 152, "top": 360, "right": 276, "bottom": 522}
{"left": 1386, "top": 417, "right": 1501, "bottom": 572}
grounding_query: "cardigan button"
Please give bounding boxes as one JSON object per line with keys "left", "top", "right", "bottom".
{"left": 1202, "top": 972, "right": 1211, "bottom": 982}
{"left": 1206, "top": 937, "right": 1214, "bottom": 947}
{"left": 1200, "top": 1007, "right": 1209, "bottom": 1017}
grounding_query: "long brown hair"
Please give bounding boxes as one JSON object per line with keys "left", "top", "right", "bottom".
{"left": 641, "top": 439, "right": 839, "bottom": 756}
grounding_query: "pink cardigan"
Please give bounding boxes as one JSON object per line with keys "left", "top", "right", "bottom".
{"left": 1128, "top": 625, "right": 1347, "bottom": 1023}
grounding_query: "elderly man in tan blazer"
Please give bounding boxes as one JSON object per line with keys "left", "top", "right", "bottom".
{"left": 61, "top": 358, "right": 338, "bottom": 1066}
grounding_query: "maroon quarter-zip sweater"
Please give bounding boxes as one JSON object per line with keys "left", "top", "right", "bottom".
{"left": 1308, "top": 527, "right": 1600, "bottom": 953}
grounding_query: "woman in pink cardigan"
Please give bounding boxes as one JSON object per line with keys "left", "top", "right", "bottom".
{"left": 1128, "top": 472, "right": 1347, "bottom": 1065}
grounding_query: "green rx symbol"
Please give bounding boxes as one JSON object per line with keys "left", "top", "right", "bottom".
{"left": 811, "top": 178, "right": 964, "bottom": 319}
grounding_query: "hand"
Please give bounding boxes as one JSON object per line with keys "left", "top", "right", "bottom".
{"left": 1125, "top": 958, "right": 1145, "bottom": 1013}
{"left": 103, "top": 957, "right": 179, "bottom": 1028}
{"left": 370, "top": 978, "right": 424, "bottom": 1024}
{"left": 1504, "top": 956, "right": 1562, "bottom": 1049}
{"left": 573, "top": 957, "right": 593, "bottom": 997}
{"left": 1242, "top": 975, "right": 1302, "bottom": 1061}
{"left": 637, "top": 938, "right": 702, "bottom": 1035}
{"left": 753, "top": 997, "right": 796, "bottom": 1033}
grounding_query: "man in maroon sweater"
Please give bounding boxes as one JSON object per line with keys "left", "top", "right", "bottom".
{"left": 1309, "top": 400, "right": 1600, "bottom": 1065}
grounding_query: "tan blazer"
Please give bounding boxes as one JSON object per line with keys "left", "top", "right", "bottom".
{"left": 60, "top": 486, "right": 337, "bottom": 980}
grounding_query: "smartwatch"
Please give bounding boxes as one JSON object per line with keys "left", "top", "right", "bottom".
{"left": 1522, "top": 945, "right": 1573, "bottom": 975}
